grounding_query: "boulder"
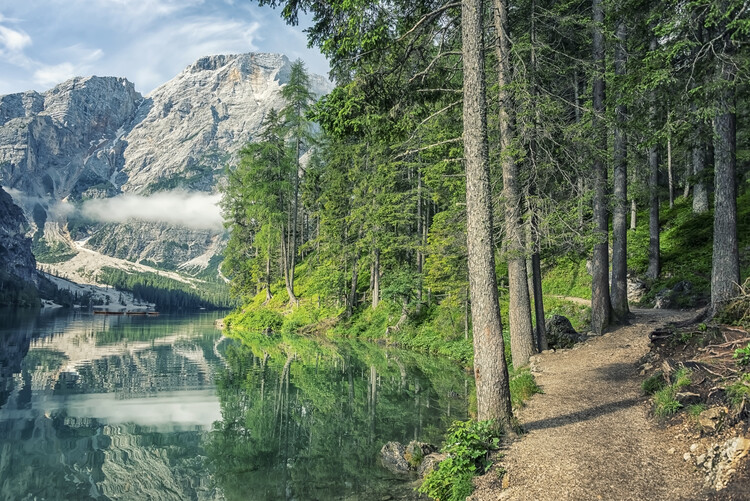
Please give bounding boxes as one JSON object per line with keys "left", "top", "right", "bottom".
{"left": 417, "top": 453, "right": 447, "bottom": 478}
{"left": 699, "top": 407, "right": 728, "bottom": 433}
{"left": 404, "top": 441, "right": 437, "bottom": 467}
{"left": 653, "top": 281, "right": 696, "bottom": 309}
{"left": 545, "top": 315, "right": 581, "bottom": 349}
{"left": 380, "top": 442, "right": 410, "bottom": 475}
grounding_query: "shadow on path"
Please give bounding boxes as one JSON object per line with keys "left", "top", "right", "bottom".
{"left": 522, "top": 396, "right": 642, "bottom": 432}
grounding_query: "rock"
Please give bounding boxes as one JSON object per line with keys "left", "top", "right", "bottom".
{"left": 677, "top": 392, "right": 702, "bottom": 406}
{"left": 684, "top": 452, "right": 692, "bottom": 461}
{"left": 702, "top": 436, "right": 750, "bottom": 490}
{"left": 0, "top": 187, "right": 38, "bottom": 305}
{"left": 690, "top": 443, "right": 701, "bottom": 453}
{"left": 668, "top": 447, "right": 676, "bottom": 455}
{"left": 627, "top": 276, "right": 647, "bottom": 303}
{"left": 653, "top": 281, "right": 697, "bottom": 309}
{"left": 699, "top": 407, "right": 728, "bottom": 433}
{"left": 404, "top": 441, "right": 437, "bottom": 467}
{"left": 545, "top": 315, "right": 581, "bottom": 349}
{"left": 696, "top": 454, "right": 706, "bottom": 466}
{"left": 380, "top": 442, "right": 411, "bottom": 475}
{"left": 417, "top": 452, "right": 447, "bottom": 478}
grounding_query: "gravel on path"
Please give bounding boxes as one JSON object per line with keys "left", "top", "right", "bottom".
{"left": 469, "top": 308, "right": 706, "bottom": 501}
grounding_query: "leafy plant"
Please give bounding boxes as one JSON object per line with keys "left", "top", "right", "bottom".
{"left": 733, "top": 344, "right": 750, "bottom": 366}
{"left": 418, "top": 420, "right": 501, "bottom": 501}
{"left": 652, "top": 368, "right": 692, "bottom": 417}
{"left": 726, "top": 374, "right": 750, "bottom": 407}
{"left": 642, "top": 372, "right": 666, "bottom": 395}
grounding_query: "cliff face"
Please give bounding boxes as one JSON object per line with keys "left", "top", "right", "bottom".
{"left": 0, "top": 53, "right": 331, "bottom": 275}
{"left": 0, "top": 186, "right": 37, "bottom": 302}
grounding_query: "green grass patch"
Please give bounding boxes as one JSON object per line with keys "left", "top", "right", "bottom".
{"left": 652, "top": 367, "right": 692, "bottom": 418}
{"left": 642, "top": 372, "right": 666, "bottom": 395}
{"left": 541, "top": 257, "right": 591, "bottom": 300}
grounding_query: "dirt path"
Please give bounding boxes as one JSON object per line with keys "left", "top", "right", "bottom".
{"left": 470, "top": 308, "right": 706, "bottom": 501}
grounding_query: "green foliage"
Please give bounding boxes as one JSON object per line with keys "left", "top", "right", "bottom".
{"left": 98, "top": 267, "right": 234, "bottom": 311}
{"left": 653, "top": 386, "right": 683, "bottom": 417}
{"left": 652, "top": 368, "right": 692, "bottom": 417}
{"left": 510, "top": 370, "right": 543, "bottom": 408}
{"left": 32, "top": 237, "right": 78, "bottom": 264}
{"left": 687, "top": 403, "right": 708, "bottom": 417}
{"left": 733, "top": 344, "right": 750, "bottom": 367}
{"left": 541, "top": 258, "right": 591, "bottom": 300}
{"left": 418, "top": 420, "right": 501, "bottom": 501}
{"left": 227, "top": 307, "right": 283, "bottom": 333}
{"left": 726, "top": 374, "right": 750, "bottom": 407}
{"left": 642, "top": 372, "right": 666, "bottom": 395}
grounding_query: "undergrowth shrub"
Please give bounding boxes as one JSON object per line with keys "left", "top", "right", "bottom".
{"left": 652, "top": 368, "right": 692, "bottom": 417}
{"left": 418, "top": 420, "right": 501, "bottom": 501}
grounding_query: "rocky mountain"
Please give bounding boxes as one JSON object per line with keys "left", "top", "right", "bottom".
{"left": 0, "top": 186, "right": 38, "bottom": 305}
{"left": 0, "top": 53, "right": 331, "bottom": 281}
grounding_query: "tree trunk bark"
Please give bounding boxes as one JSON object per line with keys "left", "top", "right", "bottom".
{"left": 610, "top": 19, "right": 629, "bottom": 322}
{"left": 711, "top": 57, "right": 740, "bottom": 310}
{"left": 372, "top": 247, "right": 380, "bottom": 309}
{"left": 590, "top": 0, "right": 611, "bottom": 335}
{"left": 347, "top": 247, "right": 360, "bottom": 318}
{"left": 494, "top": 0, "right": 536, "bottom": 368}
{"left": 646, "top": 38, "right": 660, "bottom": 281}
{"left": 462, "top": 0, "right": 513, "bottom": 432}
{"left": 692, "top": 135, "right": 709, "bottom": 213}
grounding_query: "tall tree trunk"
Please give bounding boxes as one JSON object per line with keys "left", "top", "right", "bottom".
{"left": 610, "top": 19, "right": 629, "bottom": 322}
{"left": 287, "top": 137, "right": 300, "bottom": 305}
{"left": 528, "top": 0, "right": 546, "bottom": 351}
{"left": 494, "top": 0, "right": 535, "bottom": 368}
{"left": 667, "top": 119, "right": 674, "bottom": 209}
{"left": 683, "top": 150, "right": 691, "bottom": 198}
{"left": 372, "top": 247, "right": 380, "bottom": 309}
{"left": 266, "top": 240, "right": 273, "bottom": 302}
{"left": 462, "top": 0, "right": 513, "bottom": 432}
{"left": 347, "top": 247, "right": 360, "bottom": 318}
{"left": 692, "top": 131, "right": 709, "bottom": 213}
{"left": 647, "top": 145, "right": 661, "bottom": 279}
{"left": 529, "top": 226, "right": 547, "bottom": 351}
{"left": 590, "top": 0, "right": 611, "bottom": 335}
{"left": 711, "top": 57, "right": 740, "bottom": 310}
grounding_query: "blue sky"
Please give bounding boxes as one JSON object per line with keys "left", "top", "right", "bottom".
{"left": 0, "top": 0, "right": 329, "bottom": 96}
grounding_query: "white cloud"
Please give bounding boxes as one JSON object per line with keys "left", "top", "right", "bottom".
{"left": 79, "top": 190, "right": 224, "bottom": 230}
{"left": 33, "top": 62, "right": 76, "bottom": 88}
{"left": 121, "top": 16, "right": 261, "bottom": 93}
{"left": 0, "top": 24, "right": 31, "bottom": 52}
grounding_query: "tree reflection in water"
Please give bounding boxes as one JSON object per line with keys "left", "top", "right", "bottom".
{"left": 207, "top": 333, "right": 471, "bottom": 500}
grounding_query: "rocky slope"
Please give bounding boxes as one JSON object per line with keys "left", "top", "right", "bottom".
{"left": 0, "top": 186, "right": 38, "bottom": 305}
{"left": 0, "top": 53, "right": 331, "bottom": 279}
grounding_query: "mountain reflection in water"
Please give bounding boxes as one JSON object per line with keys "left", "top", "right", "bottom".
{"left": 0, "top": 309, "right": 470, "bottom": 500}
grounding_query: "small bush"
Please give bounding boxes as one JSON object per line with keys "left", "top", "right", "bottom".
{"left": 652, "top": 368, "right": 692, "bottom": 417}
{"left": 642, "top": 372, "right": 666, "bottom": 395}
{"left": 726, "top": 374, "right": 750, "bottom": 407}
{"left": 687, "top": 403, "right": 707, "bottom": 417}
{"left": 733, "top": 344, "right": 750, "bottom": 367}
{"left": 653, "top": 386, "right": 682, "bottom": 417}
{"left": 510, "top": 370, "right": 543, "bottom": 408}
{"left": 418, "top": 420, "right": 501, "bottom": 501}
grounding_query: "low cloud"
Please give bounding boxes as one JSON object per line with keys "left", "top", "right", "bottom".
{"left": 79, "top": 190, "right": 224, "bottom": 230}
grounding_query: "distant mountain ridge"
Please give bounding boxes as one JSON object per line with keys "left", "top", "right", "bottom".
{"left": 0, "top": 53, "right": 332, "bottom": 281}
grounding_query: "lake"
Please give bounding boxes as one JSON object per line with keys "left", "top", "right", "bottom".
{"left": 0, "top": 308, "right": 470, "bottom": 500}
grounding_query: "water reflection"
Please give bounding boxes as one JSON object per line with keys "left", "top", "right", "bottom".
{"left": 0, "top": 310, "right": 470, "bottom": 500}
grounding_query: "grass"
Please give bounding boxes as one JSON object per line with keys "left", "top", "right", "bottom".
{"left": 629, "top": 191, "right": 750, "bottom": 306}
{"left": 652, "top": 367, "right": 692, "bottom": 418}
{"left": 726, "top": 373, "right": 750, "bottom": 407}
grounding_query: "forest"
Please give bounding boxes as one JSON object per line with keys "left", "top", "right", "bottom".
{"left": 220, "top": 1, "right": 748, "bottom": 495}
